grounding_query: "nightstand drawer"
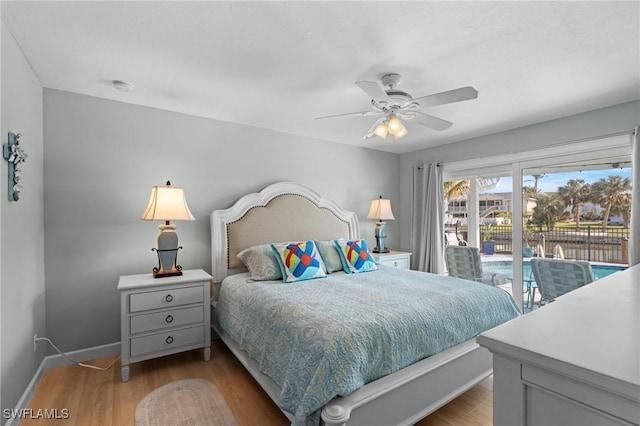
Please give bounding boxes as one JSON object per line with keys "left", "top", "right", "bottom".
{"left": 379, "top": 257, "right": 410, "bottom": 269}
{"left": 130, "top": 306, "right": 204, "bottom": 334}
{"left": 130, "top": 325, "right": 204, "bottom": 358}
{"left": 129, "top": 285, "right": 203, "bottom": 312}
{"left": 372, "top": 250, "right": 412, "bottom": 270}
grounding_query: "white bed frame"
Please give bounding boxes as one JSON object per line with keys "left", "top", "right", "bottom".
{"left": 210, "top": 182, "right": 493, "bottom": 425}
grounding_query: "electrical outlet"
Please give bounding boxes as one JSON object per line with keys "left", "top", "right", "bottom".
{"left": 33, "top": 334, "right": 37, "bottom": 352}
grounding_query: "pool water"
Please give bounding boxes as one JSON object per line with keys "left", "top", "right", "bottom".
{"left": 482, "top": 260, "right": 627, "bottom": 281}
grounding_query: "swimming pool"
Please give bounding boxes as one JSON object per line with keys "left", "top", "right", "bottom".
{"left": 482, "top": 260, "right": 627, "bottom": 281}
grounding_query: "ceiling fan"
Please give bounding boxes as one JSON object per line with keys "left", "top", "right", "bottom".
{"left": 316, "top": 73, "right": 478, "bottom": 140}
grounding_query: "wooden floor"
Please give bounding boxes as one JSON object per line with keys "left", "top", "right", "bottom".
{"left": 23, "top": 340, "right": 493, "bottom": 426}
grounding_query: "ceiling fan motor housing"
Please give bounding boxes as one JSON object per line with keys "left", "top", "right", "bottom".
{"left": 386, "top": 90, "right": 413, "bottom": 103}
{"left": 380, "top": 73, "right": 403, "bottom": 89}
{"left": 380, "top": 74, "right": 413, "bottom": 105}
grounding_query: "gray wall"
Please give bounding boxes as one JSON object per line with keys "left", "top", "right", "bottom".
{"left": 43, "top": 89, "right": 400, "bottom": 352}
{"left": 1, "top": 20, "right": 45, "bottom": 414}
{"left": 397, "top": 100, "right": 640, "bottom": 250}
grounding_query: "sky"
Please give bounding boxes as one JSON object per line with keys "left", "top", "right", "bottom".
{"left": 484, "top": 167, "right": 632, "bottom": 194}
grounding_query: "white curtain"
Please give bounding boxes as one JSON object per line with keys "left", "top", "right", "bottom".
{"left": 630, "top": 126, "right": 640, "bottom": 266}
{"left": 411, "top": 163, "right": 444, "bottom": 273}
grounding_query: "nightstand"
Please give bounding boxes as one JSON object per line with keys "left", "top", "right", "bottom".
{"left": 372, "top": 250, "right": 412, "bottom": 270}
{"left": 117, "top": 269, "right": 212, "bottom": 382}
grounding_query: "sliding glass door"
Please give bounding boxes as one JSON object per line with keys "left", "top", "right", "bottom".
{"left": 519, "top": 155, "right": 631, "bottom": 310}
{"left": 443, "top": 133, "right": 633, "bottom": 312}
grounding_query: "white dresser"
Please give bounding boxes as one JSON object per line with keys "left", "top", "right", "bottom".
{"left": 372, "top": 250, "right": 412, "bottom": 270}
{"left": 477, "top": 265, "right": 640, "bottom": 426}
{"left": 118, "top": 269, "right": 212, "bottom": 382}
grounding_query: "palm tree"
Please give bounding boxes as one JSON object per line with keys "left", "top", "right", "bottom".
{"left": 523, "top": 185, "right": 539, "bottom": 199}
{"left": 531, "top": 174, "right": 545, "bottom": 193}
{"left": 591, "top": 175, "right": 632, "bottom": 231}
{"left": 531, "top": 193, "right": 568, "bottom": 231}
{"left": 610, "top": 193, "right": 632, "bottom": 226}
{"left": 557, "top": 179, "right": 591, "bottom": 229}
{"left": 444, "top": 179, "right": 470, "bottom": 202}
{"left": 444, "top": 177, "right": 502, "bottom": 202}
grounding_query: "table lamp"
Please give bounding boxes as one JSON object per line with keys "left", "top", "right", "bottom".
{"left": 367, "top": 196, "right": 395, "bottom": 253}
{"left": 141, "top": 181, "right": 195, "bottom": 278}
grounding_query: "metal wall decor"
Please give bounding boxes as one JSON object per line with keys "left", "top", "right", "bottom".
{"left": 3, "top": 132, "right": 28, "bottom": 201}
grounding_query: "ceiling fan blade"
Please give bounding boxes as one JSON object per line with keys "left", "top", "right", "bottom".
{"left": 355, "top": 81, "right": 391, "bottom": 104}
{"left": 408, "top": 86, "right": 478, "bottom": 109}
{"left": 410, "top": 111, "right": 453, "bottom": 131}
{"left": 315, "top": 110, "right": 382, "bottom": 120}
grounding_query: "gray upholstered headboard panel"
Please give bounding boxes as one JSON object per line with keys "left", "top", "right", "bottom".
{"left": 211, "top": 182, "right": 359, "bottom": 283}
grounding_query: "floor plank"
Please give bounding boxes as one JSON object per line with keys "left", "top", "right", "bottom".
{"left": 22, "top": 340, "right": 492, "bottom": 425}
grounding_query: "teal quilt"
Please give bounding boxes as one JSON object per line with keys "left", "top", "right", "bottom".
{"left": 217, "top": 265, "right": 520, "bottom": 425}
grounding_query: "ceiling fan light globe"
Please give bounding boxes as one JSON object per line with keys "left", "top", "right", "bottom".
{"left": 394, "top": 125, "right": 408, "bottom": 139}
{"left": 388, "top": 115, "right": 402, "bottom": 134}
{"left": 373, "top": 122, "right": 388, "bottom": 139}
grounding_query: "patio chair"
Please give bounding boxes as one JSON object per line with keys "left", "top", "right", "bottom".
{"left": 445, "top": 232, "right": 468, "bottom": 246}
{"left": 444, "top": 246, "right": 507, "bottom": 286}
{"left": 509, "top": 271, "right": 538, "bottom": 312}
{"left": 529, "top": 258, "right": 595, "bottom": 304}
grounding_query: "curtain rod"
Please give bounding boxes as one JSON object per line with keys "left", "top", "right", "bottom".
{"left": 415, "top": 164, "right": 443, "bottom": 170}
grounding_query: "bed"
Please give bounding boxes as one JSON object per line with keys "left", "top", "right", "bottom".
{"left": 210, "top": 181, "right": 520, "bottom": 426}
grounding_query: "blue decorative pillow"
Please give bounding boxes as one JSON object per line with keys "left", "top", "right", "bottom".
{"left": 314, "top": 239, "right": 344, "bottom": 273}
{"left": 333, "top": 239, "right": 378, "bottom": 274}
{"left": 237, "top": 244, "right": 283, "bottom": 281}
{"left": 271, "top": 241, "right": 327, "bottom": 283}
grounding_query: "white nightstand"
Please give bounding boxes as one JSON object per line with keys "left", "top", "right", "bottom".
{"left": 372, "top": 250, "right": 412, "bottom": 270}
{"left": 118, "top": 269, "right": 212, "bottom": 382}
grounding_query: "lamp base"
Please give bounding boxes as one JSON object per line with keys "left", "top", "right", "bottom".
{"left": 373, "top": 221, "right": 389, "bottom": 254}
{"left": 372, "top": 247, "right": 390, "bottom": 254}
{"left": 151, "top": 224, "right": 184, "bottom": 279}
{"left": 152, "top": 247, "right": 184, "bottom": 278}
{"left": 153, "top": 268, "right": 183, "bottom": 279}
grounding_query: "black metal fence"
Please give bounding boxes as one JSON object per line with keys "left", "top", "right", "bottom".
{"left": 448, "top": 224, "right": 629, "bottom": 264}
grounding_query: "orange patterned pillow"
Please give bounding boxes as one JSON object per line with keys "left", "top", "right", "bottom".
{"left": 333, "top": 239, "right": 378, "bottom": 273}
{"left": 271, "top": 241, "right": 327, "bottom": 283}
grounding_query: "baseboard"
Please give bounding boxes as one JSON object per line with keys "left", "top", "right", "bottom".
{"left": 5, "top": 358, "right": 47, "bottom": 426}
{"left": 5, "top": 342, "right": 120, "bottom": 426}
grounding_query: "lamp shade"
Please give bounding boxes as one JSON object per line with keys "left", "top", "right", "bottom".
{"left": 367, "top": 196, "right": 395, "bottom": 221}
{"left": 141, "top": 182, "right": 195, "bottom": 222}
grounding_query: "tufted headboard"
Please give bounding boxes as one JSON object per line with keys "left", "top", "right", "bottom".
{"left": 210, "top": 182, "right": 359, "bottom": 283}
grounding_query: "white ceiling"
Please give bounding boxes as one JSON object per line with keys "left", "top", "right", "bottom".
{"left": 2, "top": 1, "right": 639, "bottom": 154}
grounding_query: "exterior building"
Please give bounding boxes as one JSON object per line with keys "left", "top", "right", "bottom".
{"left": 447, "top": 192, "right": 537, "bottom": 225}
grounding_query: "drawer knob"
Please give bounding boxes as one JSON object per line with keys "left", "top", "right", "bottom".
{"left": 166, "top": 336, "right": 174, "bottom": 344}
{"left": 165, "top": 314, "right": 174, "bottom": 323}
{"left": 394, "top": 261, "right": 398, "bottom": 267}
{"left": 165, "top": 294, "right": 173, "bottom": 303}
